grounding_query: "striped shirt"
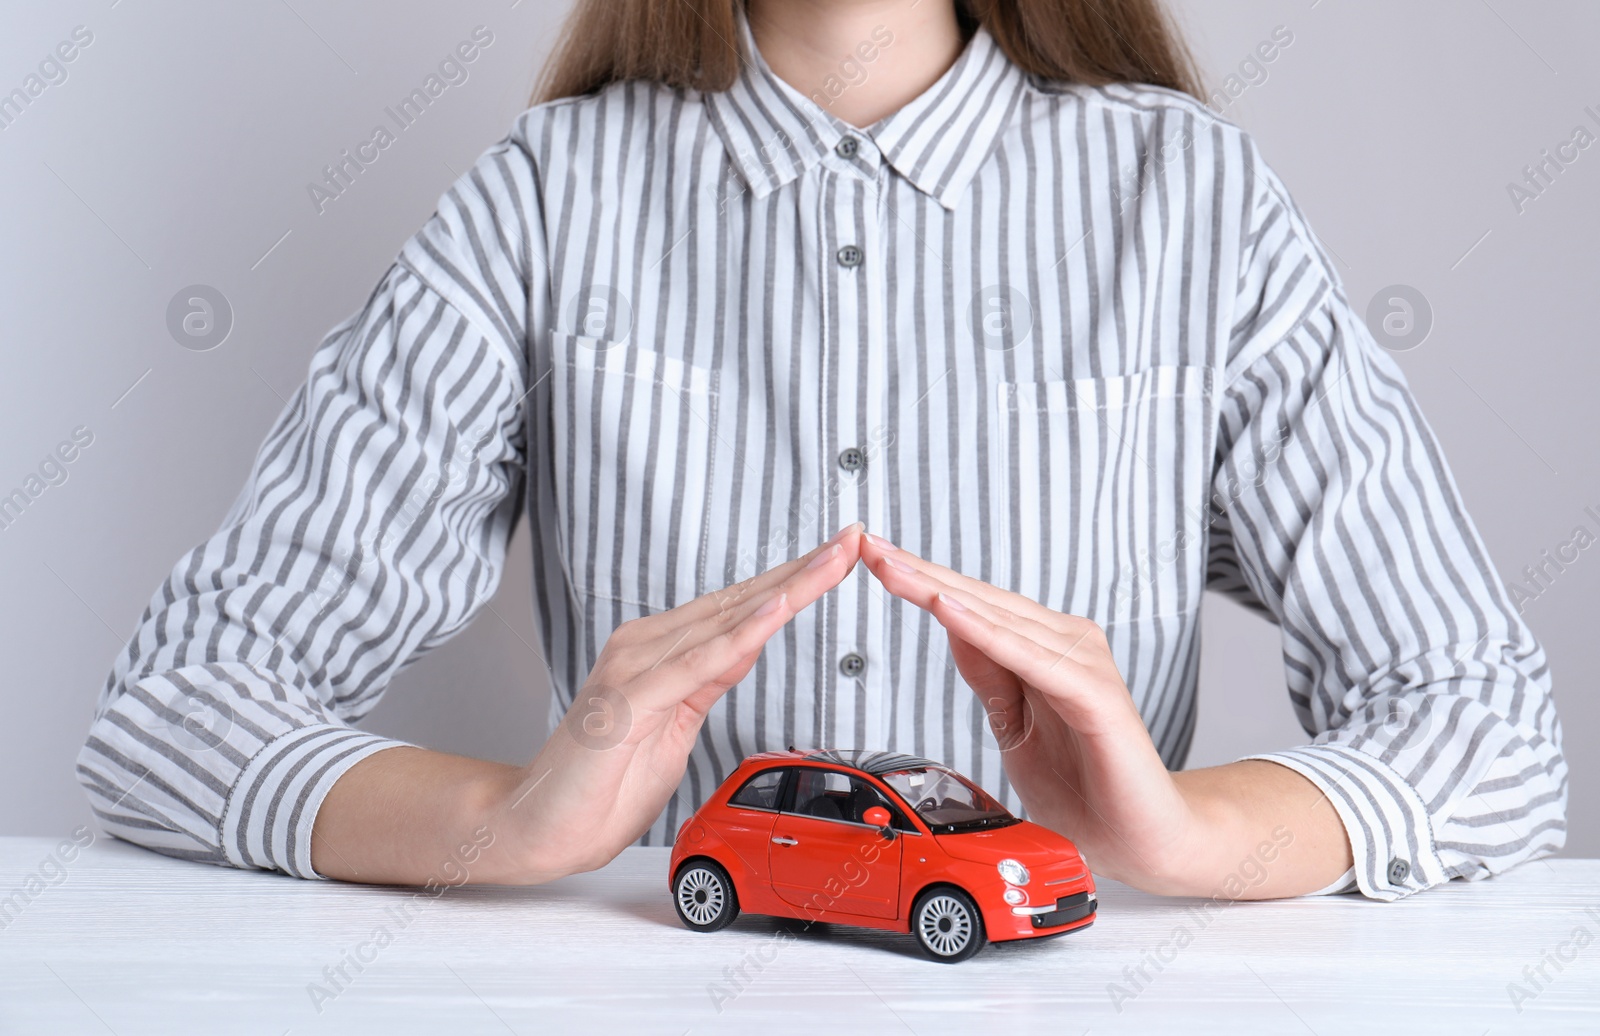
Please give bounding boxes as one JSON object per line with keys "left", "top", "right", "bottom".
{"left": 78, "top": 16, "right": 1564, "bottom": 901}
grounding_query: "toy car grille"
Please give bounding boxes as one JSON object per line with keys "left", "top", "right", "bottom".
{"left": 1029, "top": 891, "right": 1098, "bottom": 929}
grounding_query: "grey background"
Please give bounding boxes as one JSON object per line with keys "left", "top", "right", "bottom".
{"left": 2, "top": 1, "right": 1595, "bottom": 858}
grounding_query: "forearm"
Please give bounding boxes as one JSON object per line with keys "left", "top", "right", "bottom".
{"left": 310, "top": 746, "right": 529, "bottom": 886}
{"left": 1166, "top": 759, "right": 1354, "bottom": 900}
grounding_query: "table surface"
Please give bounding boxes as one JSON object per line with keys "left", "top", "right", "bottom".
{"left": 2, "top": 836, "right": 1598, "bottom": 1035}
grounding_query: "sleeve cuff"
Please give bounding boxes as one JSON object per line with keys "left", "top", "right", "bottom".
{"left": 1244, "top": 744, "right": 1447, "bottom": 902}
{"left": 1306, "top": 865, "right": 1357, "bottom": 897}
{"left": 220, "top": 724, "right": 408, "bottom": 879}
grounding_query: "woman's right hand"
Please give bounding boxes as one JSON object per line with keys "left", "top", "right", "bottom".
{"left": 495, "top": 523, "right": 864, "bottom": 881}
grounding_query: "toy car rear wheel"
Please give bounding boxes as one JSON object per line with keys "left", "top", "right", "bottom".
{"left": 911, "top": 887, "right": 987, "bottom": 963}
{"left": 673, "top": 859, "right": 739, "bottom": 932}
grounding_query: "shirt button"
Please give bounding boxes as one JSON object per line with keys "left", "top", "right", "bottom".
{"left": 839, "top": 652, "right": 866, "bottom": 678}
{"left": 837, "top": 245, "right": 863, "bottom": 269}
{"left": 1387, "top": 857, "right": 1410, "bottom": 884}
{"left": 835, "top": 136, "right": 860, "bottom": 159}
{"left": 837, "top": 447, "right": 865, "bottom": 473}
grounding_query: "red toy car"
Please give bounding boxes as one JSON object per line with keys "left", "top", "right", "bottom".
{"left": 669, "top": 749, "right": 1096, "bottom": 962}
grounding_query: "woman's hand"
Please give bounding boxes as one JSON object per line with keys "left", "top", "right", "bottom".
{"left": 496, "top": 523, "right": 865, "bottom": 882}
{"left": 858, "top": 532, "right": 1212, "bottom": 895}
{"left": 858, "top": 532, "right": 1353, "bottom": 898}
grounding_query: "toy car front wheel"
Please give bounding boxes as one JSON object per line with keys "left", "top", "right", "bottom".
{"left": 673, "top": 859, "right": 739, "bottom": 932}
{"left": 911, "top": 887, "right": 987, "bottom": 963}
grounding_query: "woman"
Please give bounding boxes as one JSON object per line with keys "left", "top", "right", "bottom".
{"left": 80, "top": 0, "right": 1563, "bottom": 902}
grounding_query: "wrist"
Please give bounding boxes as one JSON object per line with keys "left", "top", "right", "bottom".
{"left": 1142, "top": 771, "right": 1249, "bottom": 897}
{"left": 448, "top": 762, "right": 544, "bottom": 885}
{"left": 476, "top": 748, "right": 614, "bottom": 885}
{"left": 1107, "top": 767, "right": 1228, "bottom": 895}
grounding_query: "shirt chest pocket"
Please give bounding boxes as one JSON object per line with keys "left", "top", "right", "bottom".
{"left": 994, "top": 365, "right": 1216, "bottom": 625}
{"left": 550, "top": 333, "right": 720, "bottom": 611}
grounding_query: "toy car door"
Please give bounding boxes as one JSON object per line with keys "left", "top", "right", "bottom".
{"left": 768, "top": 769, "right": 902, "bottom": 920}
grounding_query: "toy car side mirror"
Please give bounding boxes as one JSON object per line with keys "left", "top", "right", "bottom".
{"left": 862, "top": 806, "right": 895, "bottom": 838}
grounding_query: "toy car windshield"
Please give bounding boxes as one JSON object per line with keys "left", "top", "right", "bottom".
{"left": 878, "top": 765, "right": 1019, "bottom": 833}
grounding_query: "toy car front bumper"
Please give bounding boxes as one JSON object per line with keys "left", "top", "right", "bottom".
{"left": 1011, "top": 890, "right": 1097, "bottom": 929}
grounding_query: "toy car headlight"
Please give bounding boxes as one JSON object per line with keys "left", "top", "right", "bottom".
{"left": 997, "top": 859, "right": 1030, "bottom": 886}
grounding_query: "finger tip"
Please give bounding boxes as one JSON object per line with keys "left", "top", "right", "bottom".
{"left": 803, "top": 542, "right": 845, "bottom": 570}
{"left": 881, "top": 555, "right": 915, "bottom": 576}
{"left": 753, "top": 591, "right": 790, "bottom": 618}
{"left": 829, "top": 521, "right": 865, "bottom": 546}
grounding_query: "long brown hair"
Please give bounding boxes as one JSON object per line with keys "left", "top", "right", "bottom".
{"left": 535, "top": 0, "right": 1202, "bottom": 105}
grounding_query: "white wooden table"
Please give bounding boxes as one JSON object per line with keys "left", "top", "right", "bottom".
{"left": 3, "top": 836, "right": 1597, "bottom": 1034}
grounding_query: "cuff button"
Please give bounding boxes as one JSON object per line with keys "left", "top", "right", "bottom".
{"left": 1387, "top": 857, "right": 1411, "bottom": 884}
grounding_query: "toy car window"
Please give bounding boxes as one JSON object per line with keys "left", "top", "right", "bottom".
{"left": 791, "top": 769, "right": 848, "bottom": 821}
{"left": 728, "top": 768, "right": 786, "bottom": 810}
{"left": 791, "top": 769, "right": 910, "bottom": 828}
{"left": 852, "top": 780, "right": 915, "bottom": 831}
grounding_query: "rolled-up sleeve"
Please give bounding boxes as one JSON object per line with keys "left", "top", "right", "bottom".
{"left": 1210, "top": 135, "right": 1567, "bottom": 902}
{"left": 76, "top": 131, "right": 545, "bottom": 879}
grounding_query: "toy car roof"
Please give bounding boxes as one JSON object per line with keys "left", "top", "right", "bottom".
{"left": 742, "top": 748, "right": 945, "bottom": 777}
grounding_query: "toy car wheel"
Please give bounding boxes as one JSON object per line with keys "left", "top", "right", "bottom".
{"left": 912, "top": 887, "right": 987, "bottom": 963}
{"left": 673, "top": 859, "right": 739, "bottom": 932}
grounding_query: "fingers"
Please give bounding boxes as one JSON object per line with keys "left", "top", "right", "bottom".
{"left": 860, "top": 531, "right": 1115, "bottom": 720}
{"left": 715, "top": 525, "right": 863, "bottom": 628}
{"left": 945, "top": 635, "right": 1033, "bottom": 747}
{"left": 651, "top": 528, "right": 862, "bottom": 665}
{"left": 927, "top": 591, "right": 1099, "bottom": 701}
{"left": 860, "top": 531, "right": 1088, "bottom": 632}
{"left": 622, "top": 524, "right": 865, "bottom": 709}
{"left": 702, "top": 521, "right": 862, "bottom": 619}
{"left": 628, "top": 588, "right": 794, "bottom": 712}
{"left": 652, "top": 522, "right": 863, "bottom": 634}
{"left": 861, "top": 533, "right": 1101, "bottom": 666}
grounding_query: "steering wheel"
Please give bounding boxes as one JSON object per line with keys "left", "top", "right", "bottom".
{"left": 917, "top": 796, "right": 939, "bottom": 813}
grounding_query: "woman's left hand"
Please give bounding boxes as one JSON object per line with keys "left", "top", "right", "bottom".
{"left": 859, "top": 532, "right": 1213, "bottom": 894}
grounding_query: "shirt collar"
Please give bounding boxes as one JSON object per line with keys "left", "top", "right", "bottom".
{"left": 703, "top": 12, "right": 1029, "bottom": 211}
